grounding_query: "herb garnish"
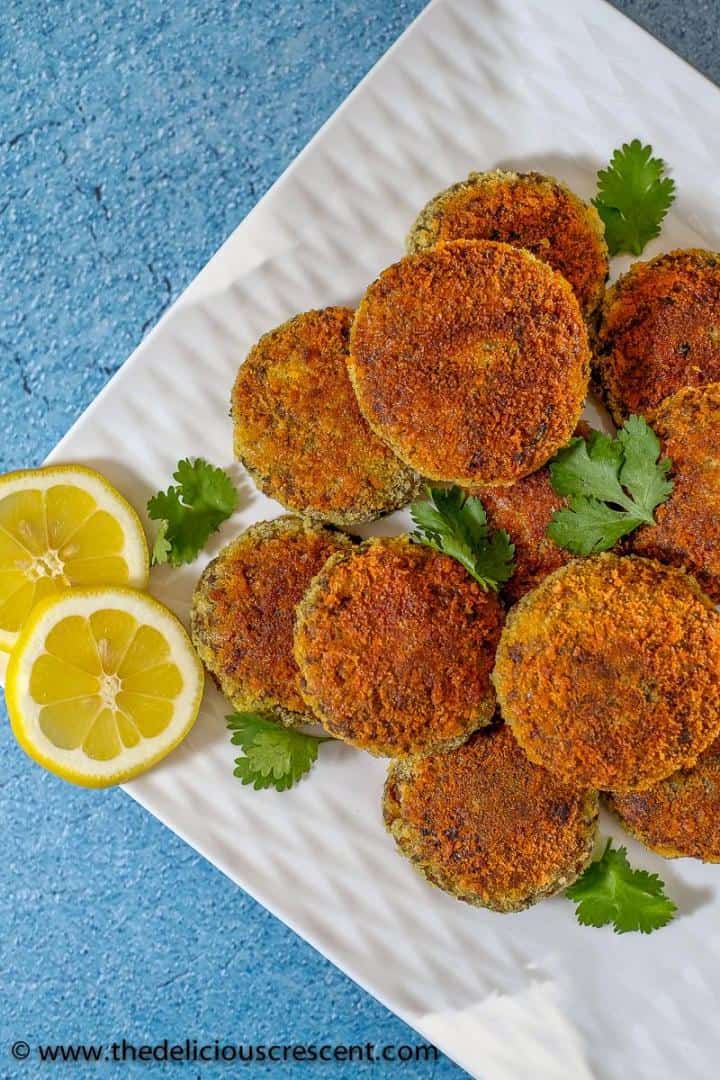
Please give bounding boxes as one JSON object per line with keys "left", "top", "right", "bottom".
{"left": 593, "top": 139, "right": 676, "bottom": 256}
{"left": 148, "top": 458, "right": 237, "bottom": 566}
{"left": 566, "top": 839, "right": 676, "bottom": 934}
{"left": 227, "top": 712, "right": 331, "bottom": 792}
{"left": 547, "top": 417, "right": 672, "bottom": 555}
{"left": 410, "top": 485, "right": 515, "bottom": 591}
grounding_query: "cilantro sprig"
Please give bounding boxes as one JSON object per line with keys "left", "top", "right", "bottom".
{"left": 227, "top": 712, "right": 331, "bottom": 792}
{"left": 566, "top": 839, "right": 676, "bottom": 934}
{"left": 593, "top": 139, "right": 676, "bottom": 256}
{"left": 148, "top": 458, "right": 238, "bottom": 566}
{"left": 547, "top": 416, "right": 672, "bottom": 555}
{"left": 410, "top": 485, "right": 514, "bottom": 591}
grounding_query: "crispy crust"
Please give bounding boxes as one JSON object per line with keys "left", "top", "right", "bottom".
{"left": 407, "top": 170, "right": 608, "bottom": 319}
{"left": 190, "top": 517, "right": 352, "bottom": 726}
{"left": 231, "top": 307, "right": 420, "bottom": 525}
{"left": 294, "top": 536, "right": 504, "bottom": 756}
{"left": 349, "top": 240, "right": 590, "bottom": 488}
{"left": 595, "top": 249, "right": 720, "bottom": 425}
{"left": 492, "top": 554, "right": 720, "bottom": 792}
{"left": 606, "top": 736, "right": 720, "bottom": 862}
{"left": 383, "top": 724, "right": 599, "bottom": 912}
{"left": 630, "top": 383, "right": 720, "bottom": 602}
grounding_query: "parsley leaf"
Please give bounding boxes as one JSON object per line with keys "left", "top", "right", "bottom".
{"left": 593, "top": 139, "right": 676, "bottom": 256}
{"left": 227, "top": 712, "right": 331, "bottom": 792}
{"left": 547, "top": 418, "right": 672, "bottom": 555}
{"left": 148, "top": 458, "right": 238, "bottom": 566}
{"left": 410, "top": 485, "right": 515, "bottom": 591}
{"left": 566, "top": 839, "right": 677, "bottom": 934}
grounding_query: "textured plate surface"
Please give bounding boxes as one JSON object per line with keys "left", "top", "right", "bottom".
{"left": 33, "top": 1, "right": 720, "bottom": 1076}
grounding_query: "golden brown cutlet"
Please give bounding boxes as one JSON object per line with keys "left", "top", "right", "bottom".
{"left": 191, "top": 516, "right": 352, "bottom": 726}
{"left": 384, "top": 723, "right": 599, "bottom": 911}
{"left": 407, "top": 169, "right": 608, "bottom": 320}
{"left": 595, "top": 249, "right": 720, "bottom": 424}
{"left": 349, "top": 239, "right": 590, "bottom": 488}
{"left": 493, "top": 554, "right": 720, "bottom": 792}
{"left": 232, "top": 307, "right": 420, "bottom": 525}
{"left": 294, "top": 535, "right": 504, "bottom": 756}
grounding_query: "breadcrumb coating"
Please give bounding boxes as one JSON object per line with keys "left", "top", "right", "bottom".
{"left": 191, "top": 517, "right": 352, "bottom": 726}
{"left": 595, "top": 249, "right": 720, "bottom": 424}
{"left": 407, "top": 170, "right": 608, "bottom": 319}
{"left": 232, "top": 307, "right": 419, "bottom": 525}
{"left": 294, "top": 536, "right": 503, "bottom": 756}
{"left": 383, "top": 724, "right": 599, "bottom": 911}
{"left": 493, "top": 554, "right": 720, "bottom": 792}
{"left": 349, "top": 240, "right": 590, "bottom": 488}
{"left": 630, "top": 383, "right": 720, "bottom": 602}
{"left": 607, "top": 736, "right": 720, "bottom": 862}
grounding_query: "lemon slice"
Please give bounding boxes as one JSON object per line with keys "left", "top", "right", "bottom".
{"left": 0, "top": 464, "right": 149, "bottom": 652}
{"left": 6, "top": 587, "right": 204, "bottom": 787}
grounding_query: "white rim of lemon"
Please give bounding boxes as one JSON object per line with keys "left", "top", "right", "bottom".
{"left": 6, "top": 587, "right": 204, "bottom": 787}
{"left": 0, "top": 464, "right": 150, "bottom": 652}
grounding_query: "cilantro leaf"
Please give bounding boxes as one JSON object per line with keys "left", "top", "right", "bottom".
{"left": 547, "top": 496, "right": 645, "bottom": 556}
{"left": 617, "top": 414, "right": 673, "bottom": 511}
{"left": 227, "top": 712, "right": 331, "bottom": 792}
{"left": 410, "top": 485, "right": 515, "bottom": 591}
{"left": 547, "top": 417, "right": 672, "bottom": 554}
{"left": 548, "top": 433, "right": 625, "bottom": 504}
{"left": 566, "top": 839, "right": 676, "bottom": 934}
{"left": 147, "top": 458, "right": 238, "bottom": 566}
{"left": 593, "top": 139, "right": 676, "bottom": 256}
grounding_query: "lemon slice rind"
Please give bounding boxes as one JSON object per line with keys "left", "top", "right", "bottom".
{"left": 0, "top": 465, "right": 150, "bottom": 652}
{"left": 6, "top": 587, "right": 203, "bottom": 787}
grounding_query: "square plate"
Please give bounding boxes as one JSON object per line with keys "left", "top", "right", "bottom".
{"left": 30, "top": 1, "right": 720, "bottom": 1076}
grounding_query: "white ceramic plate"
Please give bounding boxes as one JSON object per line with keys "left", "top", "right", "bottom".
{"left": 27, "top": 1, "right": 720, "bottom": 1076}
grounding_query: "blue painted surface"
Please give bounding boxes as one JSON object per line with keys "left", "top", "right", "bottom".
{"left": 1, "top": 2, "right": 718, "bottom": 1078}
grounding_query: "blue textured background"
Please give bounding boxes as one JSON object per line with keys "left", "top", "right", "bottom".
{"left": 1, "top": 2, "right": 719, "bottom": 1077}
